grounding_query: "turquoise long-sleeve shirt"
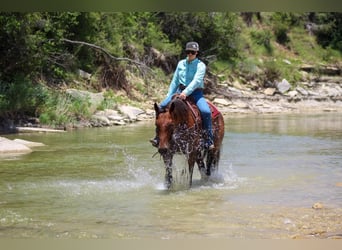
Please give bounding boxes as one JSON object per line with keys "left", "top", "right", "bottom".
{"left": 166, "top": 57, "right": 206, "bottom": 98}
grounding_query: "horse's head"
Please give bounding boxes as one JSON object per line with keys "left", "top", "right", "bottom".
{"left": 154, "top": 103, "right": 174, "bottom": 155}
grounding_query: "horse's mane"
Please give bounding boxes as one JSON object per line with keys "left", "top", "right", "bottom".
{"left": 169, "top": 97, "right": 189, "bottom": 124}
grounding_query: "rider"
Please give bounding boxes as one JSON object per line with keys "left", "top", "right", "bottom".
{"left": 150, "top": 41, "right": 214, "bottom": 150}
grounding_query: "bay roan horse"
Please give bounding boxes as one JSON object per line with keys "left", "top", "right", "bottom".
{"left": 153, "top": 94, "right": 225, "bottom": 189}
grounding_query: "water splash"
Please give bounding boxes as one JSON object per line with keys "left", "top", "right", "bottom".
{"left": 211, "top": 163, "right": 246, "bottom": 189}
{"left": 154, "top": 151, "right": 246, "bottom": 191}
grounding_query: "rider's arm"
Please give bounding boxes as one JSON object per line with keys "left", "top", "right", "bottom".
{"left": 165, "top": 61, "right": 181, "bottom": 98}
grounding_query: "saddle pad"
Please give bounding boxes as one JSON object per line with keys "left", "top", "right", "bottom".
{"left": 207, "top": 100, "right": 221, "bottom": 119}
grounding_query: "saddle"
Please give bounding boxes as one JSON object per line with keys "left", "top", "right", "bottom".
{"left": 207, "top": 100, "right": 221, "bottom": 119}
{"left": 185, "top": 98, "right": 221, "bottom": 124}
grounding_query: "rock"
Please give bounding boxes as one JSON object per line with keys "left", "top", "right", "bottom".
{"left": 319, "top": 66, "right": 341, "bottom": 76}
{"left": 78, "top": 69, "right": 91, "bottom": 80}
{"left": 113, "top": 120, "right": 126, "bottom": 126}
{"left": 296, "top": 87, "right": 309, "bottom": 96}
{"left": 264, "top": 88, "right": 276, "bottom": 96}
{"left": 288, "top": 90, "right": 298, "bottom": 97}
{"left": 283, "top": 59, "right": 291, "bottom": 65}
{"left": 13, "top": 139, "right": 45, "bottom": 147}
{"left": 228, "top": 87, "right": 244, "bottom": 97}
{"left": 136, "top": 113, "right": 152, "bottom": 121}
{"left": 321, "top": 86, "right": 341, "bottom": 97}
{"left": 0, "top": 136, "right": 32, "bottom": 154}
{"left": 318, "top": 76, "right": 342, "bottom": 84}
{"left": 213, "top": 98, "right": 230, "bottom": 106}
{"left": 145, "top": 108, "right": 155, "bottom": 116}
{"left": 66, "top": 89, "right": 104, "bottom": 114}
{"left": 312, "top": 202, "right": 324, "bottom": 209}
{"left": 307, "top": 90, "right": 319, "bottom": 96}
{"left": 103, "top": 109, "right": 120, "bottom": 116}
{"left": 300, "top": 64, "right": 315, "bottom": 72}
{"left": 232, "top": 80, "right": 244, "bottom": 90}
{"left": 276, "top": 79, "right": 291, "bottom": 94}
{"left": 233, "top": 100, "right": 249, "bottom": 109}
{"left": 118, "top": 105, "right": 145, "bottom": 120}
{"left": 107, "top": 115, "right": 125, "bottom": 121}
{"left": 91, "top": 115, "right": 111, "bottom": 126}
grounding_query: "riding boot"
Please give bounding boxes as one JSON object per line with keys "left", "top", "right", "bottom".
{"left": 206, "top": 137, "right": 215, "bottom": 151}
{"left": 207, "top": 139, "right": 215, "bottom": 150}
{"left": 203, "top": 131, "right": 214, "bottom": 150}
{"left": 149, "top": 136, "right": 159, "bottom": 147}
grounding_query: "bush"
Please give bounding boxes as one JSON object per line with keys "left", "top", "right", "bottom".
{"left": 261, "top": 61, "right": 281, "bottom": 87}
{"left": 0, "top": 76, "right": 48, "bottom": 119}
{"left": 273, "top": 23, "right": 290, "bottom": 45}
{"left": 250, "top": 29, "right": 273, "bottom": 54}
{"left": 39, "top": 90, "right": 92, "bottom": 126}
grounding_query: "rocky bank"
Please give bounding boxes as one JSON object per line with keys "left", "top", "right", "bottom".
{"left": 57, "top": 70, "right": 342, "bottom": 127}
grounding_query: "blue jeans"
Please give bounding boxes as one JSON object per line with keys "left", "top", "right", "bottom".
{"left": 160, "top": 88, "right": 213, "bottom": 145}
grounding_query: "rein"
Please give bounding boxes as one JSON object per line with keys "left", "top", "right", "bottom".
{"left": 184, "top": 99, "right": 201, "bottom": 130}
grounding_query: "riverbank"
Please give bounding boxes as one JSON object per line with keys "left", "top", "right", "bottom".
{"left": 1, "top": 97, "right": 341, "bottom": 155}
{"left": 0, "top": 68, "right": 341, "bottom": 154}
{"left": 211, "top": 74, "right": 342, "bottom": 115}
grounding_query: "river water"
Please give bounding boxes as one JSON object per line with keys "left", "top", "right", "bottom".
{"left": 0, "top": 112, "right": 341, "bottom": 239}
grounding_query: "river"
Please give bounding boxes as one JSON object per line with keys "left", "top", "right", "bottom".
{"left": 0, "top": 112, "right": 341, "bottom": 239}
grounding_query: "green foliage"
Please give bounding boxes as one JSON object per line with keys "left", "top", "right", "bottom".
{"left": 97, "top": 89, "right": 117, "bottom": 110}
{"left": 236, "top": 58, "right": 261, "bottom": 79}
{"left": 271, "top": 12, "right": 303, "bottom": 27}
{"left": 306, "top": 12, "right": 342, "bottom": 52}
{"left": 0, "top": 12, "right": 341, "bottom": 125}
{"left": 211, "top": 13, "right": 242, "bottom": 61}
{"left": 0, "top": 76, "right": 48, "bottom": 118}
{"left": 273, "top": 22, "right": 290, "bottom": 45}
{"left": 156, "top": 12, "right": 241, "bottom": 61}
{"left": 250, "top": 29, "right": 273, "bottom": 54}
{"left": 261, "top": 61, "right": 281, "bottom": 87}
{"left": 39, "top": 91, "right": 91, "bottom": 125}
{"left": 210, "top": 60, "right": 234, "bottom": 75}
{"left": 270, "top": 13, "right": 305, "bottom": 47}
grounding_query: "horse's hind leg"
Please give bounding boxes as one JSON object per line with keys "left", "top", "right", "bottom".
{"left": 188, "top": 155, "right": 196, "bottom": 187}
{"left": 206, "top": 149, "right": 220, "bottom": 176}
{"left": 206, "top": 150, "right": 213, "bottom": 176}
{"left": 196, "top": 150, "right": 208, "bottom": 180}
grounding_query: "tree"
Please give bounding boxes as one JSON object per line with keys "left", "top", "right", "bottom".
{"left": 156, "top": 12, "right": 240, "bottom": 61}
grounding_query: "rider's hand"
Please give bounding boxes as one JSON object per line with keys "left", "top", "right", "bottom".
{"left": 179, "top": 92, "right": 187, "bottom": 100}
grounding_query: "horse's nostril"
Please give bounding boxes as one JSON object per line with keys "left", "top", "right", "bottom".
{"left": 158, "top": 148, "right": 167, "bottom": 154}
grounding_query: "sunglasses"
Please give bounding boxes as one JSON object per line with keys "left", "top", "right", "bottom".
{"left": 185, "top": 50, "right": 197, "bottom": 55}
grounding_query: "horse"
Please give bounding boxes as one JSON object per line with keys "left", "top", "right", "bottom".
{"left": 153, "top": 94, "right": 225, "bottom": 189}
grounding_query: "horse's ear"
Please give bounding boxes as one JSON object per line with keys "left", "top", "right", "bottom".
{"left": 154, "top": 103, "right": 160, "bottom": 117}
{"left": 169, "top": 102, "right": 175, "bottom": 113}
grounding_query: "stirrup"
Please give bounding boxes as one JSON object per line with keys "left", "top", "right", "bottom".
{"left": 204, "top": 140, "right": 214, "bottom": 150}
{"left": 149, "top": 138, "right": 159, "bottom": 148}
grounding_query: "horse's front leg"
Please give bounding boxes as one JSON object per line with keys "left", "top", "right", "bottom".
{"left": 162, "top": 153, "right": 173, "bottom": 189}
